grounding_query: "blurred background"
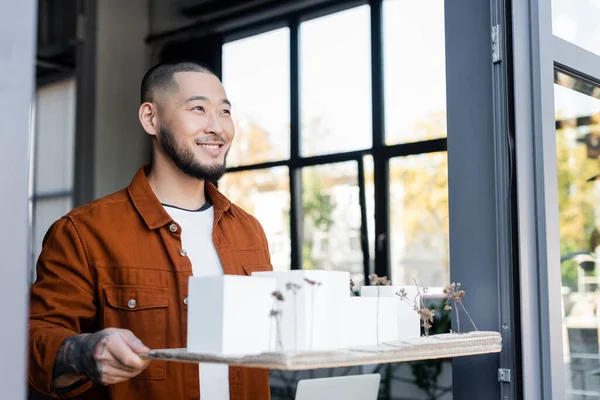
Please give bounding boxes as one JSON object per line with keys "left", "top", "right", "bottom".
{"left": 21, "top": 0, "right": 600, "bottom": 399}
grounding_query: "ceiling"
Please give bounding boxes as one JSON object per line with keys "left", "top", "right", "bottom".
{"left": 35, "top": 0, "right": 342, "bottom": 85}
{"left": 35, "top": 0, "right": 276, "bottom": 84}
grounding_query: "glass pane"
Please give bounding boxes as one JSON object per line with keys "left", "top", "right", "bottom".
{"left": 218, "top": 167, "right": 290, "bottom": 271}
{"left": 222, "top": 28, "right": 290, "bottom": 167}
{"left": 301, "top": 162, "right": 364, "bottom": 284}
{"left": 383, "top": 0, "right": 446, "bottom": 145}
{"left": 34, "top": 79, "right": 76, "bottom": 194}
{"left": 32, "top": 196, "right": 72, "bottom": 267}
{"left": 300, "top": 6, "right": 372, "bottom": 156}
{"left": 553, "top": 0, "right": 600, "bottom": 56}
{"left": 389, "top": 152, "right": 449, "bottom": 287}
{"left": 554, "top": 72, "right": 600, "bottom": 399}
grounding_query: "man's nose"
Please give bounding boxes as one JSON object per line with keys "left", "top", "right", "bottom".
{"left": 205, "top": 111, "right": 224, "bottom": 136}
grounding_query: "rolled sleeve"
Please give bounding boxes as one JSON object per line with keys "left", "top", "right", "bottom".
{"left": 28, "top": 216, "right": 97, "bottom": 398}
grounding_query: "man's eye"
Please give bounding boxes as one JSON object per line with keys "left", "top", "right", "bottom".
{"left": 222, "top": 109, "right": 231, "bottom": 115}
{"left": 193, "top": 106, "right": 204, "bottom": 112}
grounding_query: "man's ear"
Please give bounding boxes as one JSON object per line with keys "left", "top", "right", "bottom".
{"left": 139, "top": 102, "right": 158, "bottom": 136}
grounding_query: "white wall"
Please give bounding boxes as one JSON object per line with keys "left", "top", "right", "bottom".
{"left": 94, "top": 0, "right": 152, "bottom": 198}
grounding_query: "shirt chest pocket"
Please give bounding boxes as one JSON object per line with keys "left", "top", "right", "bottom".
{"left": 102, "top": 285, "right": 168, "bottom": 380}
{"left": 234, "top": 249, "right": 271, "bottom": 269}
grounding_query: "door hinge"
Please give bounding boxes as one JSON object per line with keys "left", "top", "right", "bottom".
{"left": 498, "top": 368, "right": 511, "bottom": 383}
{"left": 492, "top": 24, "right": 503, "bottom": 63}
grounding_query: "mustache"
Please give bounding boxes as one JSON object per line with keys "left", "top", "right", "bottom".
{"left": 194, "top": 136, "right": 227, "bottom": 145}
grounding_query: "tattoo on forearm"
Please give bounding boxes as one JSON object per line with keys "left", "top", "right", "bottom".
{"left": 53, "top": 332, "right": 109, "bottom": 384}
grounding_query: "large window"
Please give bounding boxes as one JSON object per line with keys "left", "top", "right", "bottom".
{"left": 555, "top": 71, "right": 600, "bottom": 399}
{"left": 220, "top": 11, "right": 453, "bottom": 394}
{"left": 30, "top": 79, "right": 76, "bottom": 282}
{"left": 220, "top": 1, "right": 449, "bottom": 293}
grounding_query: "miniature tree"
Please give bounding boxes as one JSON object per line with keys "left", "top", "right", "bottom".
{"left": 304, "top": 278, "right": 322, "bottom": 351}
{"left": 396, "top": 279, "right": 436, "bottom": 337}
{"left": 443, "top": 282, "right": 477, "bottom": 333}
{"left": 369, "top": 274, "right": 391, "bottom": 346}
{"left": 285, "top": 282, "right": 302, "bottom": 351}
{"left": 270, "top": 291, "right": 285, "bottom": 352}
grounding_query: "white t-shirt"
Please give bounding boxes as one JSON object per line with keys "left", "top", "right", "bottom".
{"left": 163, "top": 201, "right": 229, "bottom": 400}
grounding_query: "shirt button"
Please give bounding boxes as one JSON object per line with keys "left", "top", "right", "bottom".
{"left": 169, "top": 223, "right": 178, "bottom": 233}
{"left": 127, "top": 299, "right": 137, "bottom": 309}
{"left": 179, "top": 248, "right": 188, "bottom": 257}
{"left": 183, "top": 297, "right": 189, "bottom": 305}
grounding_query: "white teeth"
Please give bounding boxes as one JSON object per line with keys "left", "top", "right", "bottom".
{"left": 200, "top": 144, "right": 220, "bottom": 149}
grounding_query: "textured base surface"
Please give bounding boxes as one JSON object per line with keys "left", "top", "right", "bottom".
{"left": 141, "top": 331, "right": 502, "bottom": 370}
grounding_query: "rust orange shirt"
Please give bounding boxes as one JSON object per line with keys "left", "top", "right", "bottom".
{"left": 28, "top": 166, "right": 273, "bottom": 400}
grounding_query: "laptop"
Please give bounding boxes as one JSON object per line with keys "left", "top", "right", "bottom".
{"left": 294, "top": 373, "right": 381, "bottom": 400}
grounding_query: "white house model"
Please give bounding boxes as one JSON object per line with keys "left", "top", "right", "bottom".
{"left": 186, "top": 270, "right": 422, "bottom": 355}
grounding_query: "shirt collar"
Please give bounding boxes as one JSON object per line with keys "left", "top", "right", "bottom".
{"left": 127, "top": 165, "right": 233, "bottom": 230}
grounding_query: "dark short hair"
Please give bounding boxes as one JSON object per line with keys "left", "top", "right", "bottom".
{"left": 140, "top": 61, "right": 216, "bottom": 104}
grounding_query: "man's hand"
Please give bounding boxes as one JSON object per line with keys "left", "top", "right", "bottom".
{"left": 52, "top": 328, "right": 151, "bottom": 388}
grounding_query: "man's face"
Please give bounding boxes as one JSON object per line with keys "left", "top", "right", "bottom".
{"left": 154, "top": 71, "right": 234, "bottom": 182}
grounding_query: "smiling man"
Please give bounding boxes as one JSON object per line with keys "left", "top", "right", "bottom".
{"left": 28, "top": 61, "right": 273, "bottom": 400}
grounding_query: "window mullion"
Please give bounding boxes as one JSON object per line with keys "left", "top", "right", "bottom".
{"left": 369, "top": 0, "right": 389, "bottom": 279}
{"left": 289, "top": 18, "right": 303, "bottom": 270}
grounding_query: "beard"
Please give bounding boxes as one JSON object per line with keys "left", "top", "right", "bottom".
{"left": 158, "top": 125, "right": 228, "bottom": 183}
